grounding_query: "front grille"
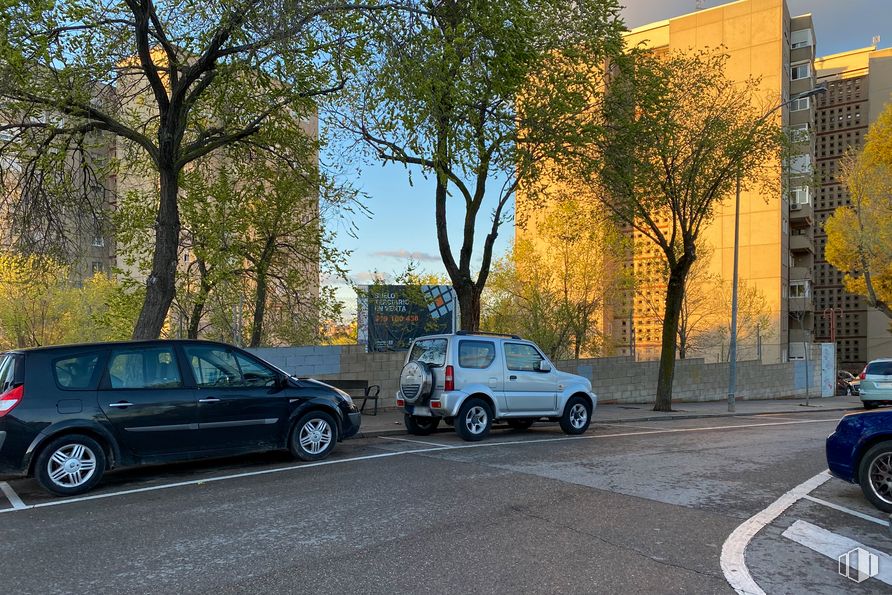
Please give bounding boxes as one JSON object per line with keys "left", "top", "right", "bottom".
{"left": 402, "top": 384, "right": 420, "bottom": 398}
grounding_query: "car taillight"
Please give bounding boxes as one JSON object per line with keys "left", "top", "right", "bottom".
{"left": 860, "top": 368, "right": 867, "bottom": 381}
{"left": 430, "top": 400, "right": 442, "bottom": 409}
{"left": 0, "top": 384, "right": 23, "bottom": 417}
{"left": 396, "top": 398, "right": 405, "bottom": 407}
{"left": 444, "top": 365, "right": 454, "bottom": 391}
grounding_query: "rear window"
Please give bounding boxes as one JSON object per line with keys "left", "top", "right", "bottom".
{"left": 0, "top": 354, "right": 21, "bottom": 392}
{"left": 107, "top": 347, "right": 182, "bottom": 389}
{"left": 459, "top": 340, "right": 496, "bottom": 369}
{"left": 866, "top": 361, "right": 892, "bottom": 376}
{"left": 408, "top": 338, "right": 447, "bottom": 367}
{"left": 54, "top": 353, "right": 100, "bottom": 390}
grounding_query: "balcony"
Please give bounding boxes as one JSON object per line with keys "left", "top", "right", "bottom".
{"left": 789, "top": 328, "right": 814, "bottom": 344}
{"left": 789, "top": 202, "right": 814, "bottom": 227}
{"left": 791, "top": 45, "right": 815, "bottom": 64}
{"left": 789, "top": 296, "right": 814, "bottom": 312}
{"left": 790, "top": 266, "right": 812, "bottom": 281}
{"left": 790, "top": 234, "right": 814, "bottom": 254}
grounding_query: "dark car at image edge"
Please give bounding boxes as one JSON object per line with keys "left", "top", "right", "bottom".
{"left": 826, "top": 408, "right": 892, "bottom": 513}
{"left": 0, "top": 339, "right": 360, "bottom": 496}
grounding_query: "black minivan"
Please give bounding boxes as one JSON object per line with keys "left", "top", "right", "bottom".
{"left": 0, "top": 340, "right": 361, "bottom": 496}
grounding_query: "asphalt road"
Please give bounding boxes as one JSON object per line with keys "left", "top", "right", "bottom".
{"left": 0, "top": 409, "right": 881, "bottom": 594}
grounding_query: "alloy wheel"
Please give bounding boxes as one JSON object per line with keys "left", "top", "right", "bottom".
{"left": 569, "top": 403, "right": 588, "bottom": 429}
{"left": 300, "top": 419, "right": 333, "bottom": 455}
{"left": 868, "top": 452, "right": 892, "bottom": 505}
{"left": 46, "top": 443, "right": 98, "bottom": 489}
{"left": 465, "top": 406, "right": 488, "bottom": 435}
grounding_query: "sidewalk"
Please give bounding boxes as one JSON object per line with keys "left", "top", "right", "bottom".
{"left": 355, "top": 394, "right": 862, "bottom": 438}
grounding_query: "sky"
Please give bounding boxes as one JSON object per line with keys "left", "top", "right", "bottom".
{"left": 326, "top": 0, "right": 891, "bottom": 315}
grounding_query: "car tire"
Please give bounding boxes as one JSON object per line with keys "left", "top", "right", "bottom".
{"left": 290, "top": 411, "right": 338, "bottom": 461}
{"left": 405, "top": 414, "right": 440, "bottom": 436}
{"left": 506, "top": 419, "right": 535, "bottom": 431}
{"left": 560, "top": 396, "right": 592, "bottom": 435}
{"left": 858, "top": 441, "right": 892, "bottom": 513}
{"left": 35, "top": 434, "right": 106, "bottom": 496}
{"left": 455, "top": 398, "right": 492, "bottom": 442}
{"left": 863, "top": 401, "right": 880, "bottom": 410}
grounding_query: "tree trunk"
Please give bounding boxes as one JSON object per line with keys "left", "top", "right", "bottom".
{"left": 249, "top": 265, "right": 269, "bottom": 347}
{"left": 654, "top": 260, "right": 693, "bottom": 412}
{"left": 456, "top": 283, "right": 481, "bottom": 332}
{"left": 187, "top": 260, "right": 212, "bottom": 339}
{"left": 132, "top": 166, "right": 180, "bottom": 339}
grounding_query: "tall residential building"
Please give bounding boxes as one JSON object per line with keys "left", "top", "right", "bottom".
{"left": 814, "top": 46, "right": 892, "bottom": 370}
{"left": 518, "top": 0, "right": 818, "bottom": 364}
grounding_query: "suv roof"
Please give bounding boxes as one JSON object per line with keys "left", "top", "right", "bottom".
{"left": 416, "top": 331, "right": 523, "bottom": 340}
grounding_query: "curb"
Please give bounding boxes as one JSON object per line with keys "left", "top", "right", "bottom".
{"left": 352, "top": 404, "right": 858, "bottom": 439}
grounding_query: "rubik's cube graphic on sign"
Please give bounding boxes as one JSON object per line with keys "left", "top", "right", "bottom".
{"left": 421, "top": 285, "right": 455, "bottom": 320}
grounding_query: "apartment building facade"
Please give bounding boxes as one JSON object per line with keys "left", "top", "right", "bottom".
{"left": 813, "top": 46, "right": 892, "bottom": 371}
{"left": 517, "top": 0, "right": 818, "bottom": 363}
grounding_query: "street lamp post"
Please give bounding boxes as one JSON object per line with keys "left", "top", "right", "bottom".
{"left": 728, "top": 85, "right": 827, "bottom": 413}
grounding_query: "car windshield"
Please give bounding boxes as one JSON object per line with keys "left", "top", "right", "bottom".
{"left": 408, "top": 338, "right": 447, "bottom": 367}
{"left": 865, "top": 361, "right": 892, "bottom": 376}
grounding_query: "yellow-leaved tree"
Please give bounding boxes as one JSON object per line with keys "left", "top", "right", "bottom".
{"left": 825, "top": 102, "right": 892, "bottom": 319}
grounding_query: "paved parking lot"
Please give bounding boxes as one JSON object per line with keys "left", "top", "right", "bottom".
{"left": 0, "top": 409, "right": 887, "bottom": 593}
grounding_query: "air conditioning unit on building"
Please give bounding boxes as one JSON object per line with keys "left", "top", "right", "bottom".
{"left": 791, "top": 203, "right": 802, "bottom": 211}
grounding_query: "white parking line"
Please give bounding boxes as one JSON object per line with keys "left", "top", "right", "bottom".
{"left": 803, "top": 494, "right": 891, "bottom": 527}
{"left": 0, "top": 481, "right": 26, "bottom": 510}
{"left": 721, "top": 470, "right": 832, "bottom": 595}
{"left": 782, "top": 520, "right": 892, "bottom": 586}
{"left": 385, "top": 436, "right": 453, "bottom": 448}
{"left": 0, "top": 417, "right": 837, "bottom": 515}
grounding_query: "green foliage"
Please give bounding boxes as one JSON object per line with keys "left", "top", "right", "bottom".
{"left": 342, "top": 0, "right": 625, "bottom": 329}
{"left": 482, "top": 198, "right": 631, "bottom": 360}
{"left": 0, "top": 252, "right": 137, "bottom": 348}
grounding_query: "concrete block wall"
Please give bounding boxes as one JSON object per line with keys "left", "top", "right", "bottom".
{"left": 249, "top": 344, "right": 825, "bottom": 407}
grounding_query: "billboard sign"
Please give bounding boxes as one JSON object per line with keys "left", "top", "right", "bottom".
{"left": 358, "top": 285, "right": 458, "bottom": 351}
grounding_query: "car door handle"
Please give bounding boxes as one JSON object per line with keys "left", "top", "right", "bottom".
{"left": 198, "top": 397, "right": 222, "bottom": 403}
{"left": 509, "top": 375, "right": 517, "bottom": 381}
{"left": 107, "top": 401, "right": 134, "bottom": 408}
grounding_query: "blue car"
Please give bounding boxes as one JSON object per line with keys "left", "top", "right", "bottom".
{"left": 826, "top": 409, "right": 892, "bottom": 512}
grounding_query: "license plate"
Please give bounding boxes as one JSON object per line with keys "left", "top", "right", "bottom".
{"left": 405, "top": 405, "right": 430, "bottom": 416}
{"left": 877, "top": 382, "right": 892, "bottom": 389}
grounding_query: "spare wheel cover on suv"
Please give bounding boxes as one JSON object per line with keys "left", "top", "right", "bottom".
{"left": 400, "top": 361, "right": 433, "bottom": 404}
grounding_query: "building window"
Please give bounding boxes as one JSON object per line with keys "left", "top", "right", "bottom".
{"left": 91, "top": 261, "right": 104, "bottom": 275}
{"left": 791, "top": 29, "right": 813, "bottom": 49}
{"left": 791, "top": 186, "right": 810, "bottom": 205}
{"left": 790, "top": 123, "right": 810, "bottom": 143}
{"left": 92, "top": 236, "right": 105, "bottom": 248}
{"left": 790, "top": 154, "right": 812, "bottom": 174}
{"left": 790, "top": 281, "right": 810, "bottom": 298}
{"left": 791, "top": 96, "right": 810, "bottom": 112}
{"left": 791, "top": 63, "right": 810, "bottom": 80}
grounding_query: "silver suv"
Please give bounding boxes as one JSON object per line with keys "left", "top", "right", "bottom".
{"left": 397, "top": 332, "right": 596, "bottom": 441}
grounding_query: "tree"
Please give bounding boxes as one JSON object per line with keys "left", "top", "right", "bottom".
{"left": 483, "top": 198, "right": 630, "bottom": 360}
{"left": 340, "top": 0, "right": 624, "bottom": 331}
{"left": 639, "top": 244, "right": 773, "bottom": 360}
{"left": 0, "top": 0, "right": 366, "bottom": 339}
{"left": 577, "top": 50, "right": 783, "bottom": 411}
{"left": 825, "top": 103, "right": 892, "bottom": 319}
{"left": 0, "top": 252, "right": 138, "bottom": 348}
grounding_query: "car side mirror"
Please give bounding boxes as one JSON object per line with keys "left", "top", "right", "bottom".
{"left": 538, "top": 360, "right": 552, "bottom": 373}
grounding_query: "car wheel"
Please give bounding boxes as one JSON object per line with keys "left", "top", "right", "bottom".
{"left": 290, "top": 411, "right": 338, "bottom": 461}
{"left": 863, "top": 401, "right": 880, "bottom": 410}
{"left": 456, "top": 398, "right": 492, "bottom": 442}
{"left": 405, "top": 414, "right": 440, "bottom": 436}
{"left": 858, "top": 442, "right": 892, "bottom": 513}
{"left": 35, "top": 434, "right": 106, "bottom": 496}
{"left": 506, "top": 419, "right": 535, "bottom": 431}
{"left": 560, "top": 396, "right": 592, "bottom": 435}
